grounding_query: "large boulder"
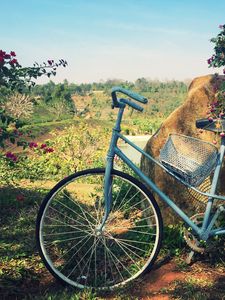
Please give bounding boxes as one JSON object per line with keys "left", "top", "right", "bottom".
{"left": 141, "top": 75, "right": 225, "bottom": 223}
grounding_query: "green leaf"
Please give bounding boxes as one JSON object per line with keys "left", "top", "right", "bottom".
{"left": 10, "top": 137, "right": 15, "bottom": 144}
{"left": 1, "top": 115, "right": 6, "bottom": 123}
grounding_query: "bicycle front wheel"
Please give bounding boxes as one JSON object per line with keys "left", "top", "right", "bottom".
{"left": 36, "top": 168, "right": 163, "bottom": 290}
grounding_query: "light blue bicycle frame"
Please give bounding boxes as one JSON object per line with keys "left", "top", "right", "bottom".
{"left": 101, "top": 105, "right": 225, "bottom": 242}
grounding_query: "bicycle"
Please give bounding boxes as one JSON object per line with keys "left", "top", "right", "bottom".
{"left": 36, "top": 87, "right": 225, "bottom": 290}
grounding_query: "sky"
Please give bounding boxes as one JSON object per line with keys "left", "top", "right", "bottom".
{"left": 0, "top": 0, "right": 225, "bottom": 83}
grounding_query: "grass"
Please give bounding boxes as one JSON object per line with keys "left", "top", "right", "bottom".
{"left": 21, "top": 118, "right": 114, "bottom": 139}
{"left": 0, "top": 184, "right": 146, "bottom": 299}
{"left": 169, "top": 276, "right": 224, "bottom": 300}
{"left": 0, "top": 186, "right": 103, "bottom": 299}
{"left": 1, "top": 184, "right": 225, "bottom": 299}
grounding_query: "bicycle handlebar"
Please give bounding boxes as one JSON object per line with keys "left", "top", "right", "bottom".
{"left": 111, "top": 86, "right": 148, "bottom": 104}
{"left": 119, "top": 98, "right": 143, "bottom": 112}
{"left": 111, "top": 86, "right": 148, "bottom": 111}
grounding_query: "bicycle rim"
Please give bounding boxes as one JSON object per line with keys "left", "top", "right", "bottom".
{"left": 36, "top": 168, "right": 162, "bottom": 290}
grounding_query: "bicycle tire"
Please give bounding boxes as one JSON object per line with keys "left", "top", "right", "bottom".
{"left": 36, "top": 168, "right": 163, "bottom": 290}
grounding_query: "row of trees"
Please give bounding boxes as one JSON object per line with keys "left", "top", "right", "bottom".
{"left": 28, "top": 78, "right": 188, "bottom": 121}
{"left": 1, "top": 77, "right": 188, "bottom": 124}
{"left": 32, "top": 78, "right": 188, "bottom": 96}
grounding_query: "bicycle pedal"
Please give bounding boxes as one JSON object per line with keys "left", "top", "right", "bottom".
{"left": 186, "top": 250, "right": 195, "bottom": 264}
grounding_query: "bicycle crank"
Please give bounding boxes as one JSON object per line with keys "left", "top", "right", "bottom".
{"left": 184, "top": 213, "right": 218, "bottom": 253}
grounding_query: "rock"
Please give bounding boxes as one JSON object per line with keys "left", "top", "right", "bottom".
{"left": 141, "top": 75, "right": 225, "bottom": 223}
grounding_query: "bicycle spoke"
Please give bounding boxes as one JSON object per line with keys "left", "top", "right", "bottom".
{"left": 43, "top": 229, "right": 91, "bottom": 237}
{"left": 47, "top": 206, "right": 91, "bottom": 229}
{"left": 112, "top": 237, "right": 152, "bottom": 245}
{"left": 104, "top": 236, "right": 107, "bottom": 285}
{"left": 38, "top": 170, "right": 162, "bottom": 290}
{"left": 103, "top": 237, "right": 116, "bottom": 284}
{"left": 112, "top": 236, "right": 142, "bottom": 267}
{"left": 121, "top": 196, "right": 149, "bottom": 215}
{"left": 60, "top": 234, "right": 93, "bottom": 272}
{"left": 44, "top": 214, "right": 92, "bottom": 235}
{"left": 111, "top": 181, "right": 124, "bottom": 211}
{"left": 84, "top": 237, "right": 98, "bottom": 286}
{"left": 117, "top": 191, "right": 141, "bottom": 212}
{"left": 113, "top": 185, "right": 133, "bottom": 212}
{"left": 134, "top": 215, "right": 157, "bottom": 225}
{"left": 113, "top": 237, "right": 149, "bottom": 256}
{"left": 44, "top": 234, "right": 89, "bottom": 246}
{"left": 102, "top": 237, "right": 125, "bottom": 283}
{"left": 57, "top": 194, "right": 95, "bottom": 227}
{"left": 109, "top": 224, "right": 155, "bottom": 230}
{"left": 100, "top": 238, "right": 133, "bottom": 278}
{"left": 93, "top": 196, "right": 102, "bottom": 224}
{"left": 44, "top": 223, "right": 90, "bottom": 228}
{"left": 118, "top": 229, "right": 156, "bottom": 236}
{"left": 68, "top": 237, "right": 99, "bottom": 279}
{"left": 94, "top": 234, "right": 97, "bottom": 287}
{"left": 62, "top": 191, "right": 97, "bottom": 224}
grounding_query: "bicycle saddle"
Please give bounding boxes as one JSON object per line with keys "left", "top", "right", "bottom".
{"left": 196, "top": 117, "right": 225, "bottom": 133}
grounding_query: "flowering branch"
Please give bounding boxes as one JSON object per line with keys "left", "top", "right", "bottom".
{"left": 0, "top": 50, "right": 67, "bottom": 92}
{"left": 0, "top": 49, "right": 67, "bottom": 150}
{"left": 205, "top": 25, "right": 225, "bottom": 143}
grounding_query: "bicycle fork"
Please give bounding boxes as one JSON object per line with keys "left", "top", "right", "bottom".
{"left": 97, "top": 107, "right": 124, "bottom": 232}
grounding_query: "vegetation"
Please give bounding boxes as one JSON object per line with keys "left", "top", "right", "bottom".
{"left": 1, "top": 188, "right": 224, "bottom": 299}
{"left": 1, "top": 23, "right": 225, "bottom": 297}
{"left": 28, "top": 78, "right": 187, "bottom": 123}
{"left": 207, "top": 24, "right": 225, "bottom": 136}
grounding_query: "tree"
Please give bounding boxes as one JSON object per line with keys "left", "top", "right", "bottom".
{"left": 0, "top": 49, "right": 67, "bottom": 156}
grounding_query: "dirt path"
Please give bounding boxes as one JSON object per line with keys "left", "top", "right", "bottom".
{"left": 1, "top": 254, "right": 224, "bottom": 299}
{"left": 128, "top": 257, "right": 225, "bottom": 300}
{"left": 32, "top": 255, "right": 225, "bottom": 299}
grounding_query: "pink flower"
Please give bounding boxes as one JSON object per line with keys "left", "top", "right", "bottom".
{"left": 16, "top": 194, "right": 25, "bottom": 201}
{"left": 220, "top": 132, "right": 225, "bottom": 137}
{"left": 10, "top": 58, "right": 18, "bottom": 65}
{"left": 29, "top": 142, "right": 38, "bottom": 148}
{"left": 5, "top": 151, "right": 18, "bottom": 162}
{"left": 48, "top": 60, "right": 54, "bottom": 65}
{"left": 10, "top": 51, "right": 16, "bottom": 57}
{"left": 40, "top": 143, "right": 47, "bottom": 149}
{"left": 4, "top": 54, "right": 11, "bottom": 59}
{"left": 13, "top": 129, "right": 23, "bottom": 136}
{"left": 0, "top": 50, "right": 6, "bottom": 57}
{"left": 46, "top": 147, "right": 54, "bottom": 153}
{"left": 44, "top": 147, "right": 54, "bottom": 153}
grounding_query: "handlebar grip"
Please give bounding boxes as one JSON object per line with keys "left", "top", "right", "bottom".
{"left": 111, "top": 86, "right": 148, "bottom": 104}
{"left": 119, "top": 98, "right": 143, "bottom": 112}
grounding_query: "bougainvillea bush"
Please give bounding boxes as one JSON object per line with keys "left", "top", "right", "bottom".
{"left": 207, "top": 24, "right": 225, "bottom": 139}
{"left": 0, "top": 123, "right": 109, "bottom": 186}
{"left": 0, "top": 50, "right": 67, "bottom": 186}
{"left": 0, "top": 50, "right": 67, "bottom": 146}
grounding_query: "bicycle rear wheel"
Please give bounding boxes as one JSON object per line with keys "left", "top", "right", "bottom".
{"left": 36, "top": 168, "right": 163, "bottom": 290}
